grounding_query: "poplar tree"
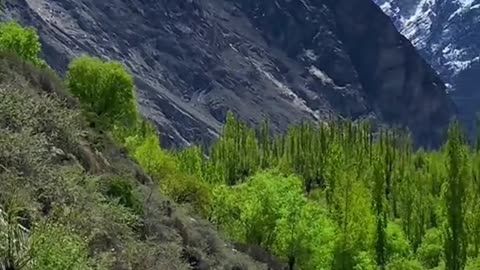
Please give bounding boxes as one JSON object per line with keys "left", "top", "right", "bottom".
{"left": 444, "top": 121, "right": 468, "bottom": 270}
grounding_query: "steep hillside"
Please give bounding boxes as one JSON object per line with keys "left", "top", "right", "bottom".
{"left": 3, "top": 0, "right": 455, "bottom": 147}
{"left": 374, "top": 0, "right": 480, "bottom": 131}
{"left": 0, "top": 53, "right": 278, "bottom": 270}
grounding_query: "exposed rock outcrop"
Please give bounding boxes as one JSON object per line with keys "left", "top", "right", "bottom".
{"left": 3, "top": 0, "right": 456, "bottom": 147}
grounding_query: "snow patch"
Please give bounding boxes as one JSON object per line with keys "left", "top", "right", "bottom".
{"left": 251, "top": 61, "right": 320, "bottom": 120}
{"left": 443, "top": 45, "right": 480, "bottom": 75}
{"left": 400, "top": 0, "right": 438, "bottom": 48}
{"left": 303, "top": 49, "right": 318, "bottom": 61}
{"left": 449, "top": 0, "right": 479, "bottom": 20}
{"left": 375, "top": 0, "right": 480, "bottom": 82}
{"left": 299, "top": 0, "right": 313, "bottom": 11}
{"left": 309, "top": 66, "right": 333, "bottom": 85}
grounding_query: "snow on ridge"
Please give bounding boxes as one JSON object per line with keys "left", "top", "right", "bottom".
{"left": 251, "top": 60, "right": 320, "bottom": 120}
{"left": 443, "top": 45, "right": 480, "bottom": 75}
{"left": 376, "top": 0, "right": 480, "bottom": 78}
{"left": 456, "top": 0, "right": 476, "bottom": 7}
{"left": 309, "top": 66, "right": 333, "bottom": 85}
{"left": 379, "top": 2, "right": 400, "bottom": 17}
{"left": 450, "top": 0, "right": 479, "bottom": 20}
{"left": 400, "top": 0, "right": 438, "bottom": 48}
{"left": 303, "top": 49, "right": 318, "bottom": 61}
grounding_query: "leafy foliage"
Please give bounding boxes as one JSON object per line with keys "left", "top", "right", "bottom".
{"left": 67, "top": 56, "right": 138, "bottom": 128}
{"left": 30, "top": 224, "right": 91, "bottom": 270}
{"left": 170, "top": 115, "right": 480, "bottom": 269}
{"left": 0, "top": 22, "right": 45, "bottom": 67}
{"left": 104, "top": 177, "right": 144, "bottom": 216}
{"left": 210, "top": 172, "right": 336, "bottom": 269}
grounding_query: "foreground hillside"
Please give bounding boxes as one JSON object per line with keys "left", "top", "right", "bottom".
{"left": 0, "top": 53, "right": 275, "bottom": 269}
{"left": 4, "top": 0, "right": 455, "bottom": 147}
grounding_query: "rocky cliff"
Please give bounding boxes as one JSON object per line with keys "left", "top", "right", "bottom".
{"left": 374, "top": 0, "right": 480, "bottom": 131}
{"left": 3, "top": 0, "right": 456, "bottom": 147}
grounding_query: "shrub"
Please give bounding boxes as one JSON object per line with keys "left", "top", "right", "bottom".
{"left": 466, "top": 257, "right": 480, "bottom": 270}
{"left": 131, "top": 132, "right": 212, "bottom": 215}
{"left": 0, "top": 22, "right": 45, "bottom": 67}
{"left": 0, "top": 204, "right": 32, "bottom": 270}
{"left": 386, "top": 221, "right": 411, "bottom": 261}
{"left": 67, "top": 56, "right": 138, "bottom": 128}
{"left": 30, "top": 224, "right": 92, "bottom": 270}
{"left": 386, "top": 258, "right": 423, "bottom": 270}
{"left": 104, "top": 177, "right": 144, "bottom": 216}
{"left": 161, "top": 174, "right": 212, "bottom": 216}
{"left": 417, "top": 228, "right": 444, "bottom": 268}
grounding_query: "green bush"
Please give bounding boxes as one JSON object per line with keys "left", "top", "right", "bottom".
{"left": 105, "top": 177, "right": 144, "bottom": 216}
{"left": 386, "top": 222, "right": 411, "bottom": 261}
{"left": 418, "top": 228, "right": 444, "bottom": 268}
{"left": 466, "top": 257, "right": 480, "bottom": 270}
{"left": 386, "top": 258, "right": 423, "bottom": 270}
{"left": 211, "top": 171, "right": 336, "bottom": 269}
{"left": 0, "top": 22, "right": 45, "bottom": 67}
{"left": 67, "top": 56, "right": 138, "bottom": 128}
{"left": 31, "top": 224, "right": 91, "bottom": 270}
{"left": 131, "top": 131, "right": 212, "bottom": 215}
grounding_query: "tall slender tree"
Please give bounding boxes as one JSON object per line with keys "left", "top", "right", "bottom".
{"left": 444, "top": 121, "right": 468, "bottom": 270}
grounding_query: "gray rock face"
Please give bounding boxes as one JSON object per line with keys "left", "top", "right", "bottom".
{"left": 374, "top": 0, "right": 480, "bottom": 132}
{"left": 4, "top": 0, "right": 455, "bottom": 147}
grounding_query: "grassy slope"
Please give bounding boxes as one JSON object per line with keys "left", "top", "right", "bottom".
{"left": 0, "top": 53, "right": 278, "bottom": 270}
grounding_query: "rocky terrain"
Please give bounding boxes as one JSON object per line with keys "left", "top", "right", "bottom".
{"left": 3, "top": 0, "right": 456, "bottom": 147}
{"left": 374, "top": 0, "right": 480, "bottom": 131}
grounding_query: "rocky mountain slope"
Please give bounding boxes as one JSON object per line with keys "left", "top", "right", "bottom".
{"left": 374, "top": 0, "right": 480, "bottom": 131}
{"left": 3, "top": 0, "right": 455, "bottom": 147}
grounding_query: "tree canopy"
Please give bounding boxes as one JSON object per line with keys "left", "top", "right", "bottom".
{"left": 0, "top": 21, "right": 45, "bottom": 67}
{"left": 67, "top": 56, "right": 138, "bottom": 128}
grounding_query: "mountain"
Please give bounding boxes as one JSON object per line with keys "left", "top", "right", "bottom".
{"left": 374, "top": 0, "right": 480, "bottom": 131}
{"left": 2, "top": 0, "right": 455, "bottom": 147}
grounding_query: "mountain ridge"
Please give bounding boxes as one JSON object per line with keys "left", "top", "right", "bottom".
{"left": 3, "top": 0, "right": 456, "bottom": 147}
{"left": 374, "top": 0, "right": 480, "bottom": 131}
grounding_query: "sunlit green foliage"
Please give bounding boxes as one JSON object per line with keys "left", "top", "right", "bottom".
{"left": 0, "top": 22, "right": 45, "bottom": 67}
{"left": 418, "top": 228, "right": 444, "bottom": 268}
{"left": 165, "top": 114, "right": 480, "bottom": 269}
{"left": 129, "top": 128, "right": 212, "bottom": 215}
{"left": 444, "top": 121, "right": 469, "bottom": 270}
{"left": 210, "top": 172, "right": 336, "bottom": 269}
{"left": 31, "top": 224, "right": 91, "bottom": 270}
{"left": 67, "top": 56, "right": 138, "bottom": 128}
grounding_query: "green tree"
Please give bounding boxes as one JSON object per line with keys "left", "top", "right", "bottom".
{"left": 274, "top": 202, "right": 336, "bottom": 270}
{"left": 418, "top": 228, "right": 444, "bottom": 268}
{"left": 374, "top": 155, "right": 388, "bottom": 269}
{"left": 211, "top": 171, "right": 336, "bottom": 269}
{"left": 444, "top": 121, "right": 469, "bottom": 270}
{"left": 67, "top": 56, "right": 138, "bottom": 127}
{"left": 467, "top": 152, "right": 480, "bottom": 257}
{"left": 386, "top": 222, "right": 411, "bottom": 262}
{"left": 332, "top": 172, "right": 375, "bottom": 270}
{"left": 0, "top": 22, "right": 45, "bottom": 66}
